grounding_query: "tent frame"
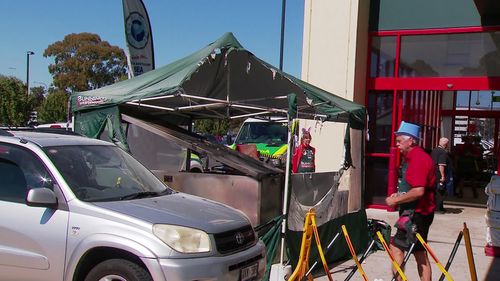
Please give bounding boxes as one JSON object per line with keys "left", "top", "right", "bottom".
{"left": 125, "top": 93, "right": 331, "bottom": 121}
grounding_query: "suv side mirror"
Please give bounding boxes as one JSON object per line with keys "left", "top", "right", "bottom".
{"left": 226, "top": 134, "right": 233, "bottom": 145}
{"left": 26, "top": 188, "right": 58, "bottom": 208}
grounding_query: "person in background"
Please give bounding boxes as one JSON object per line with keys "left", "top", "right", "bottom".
{"left": 292, "top": 128, "right": 315, "bottom": 173}
{"left": 431, "top": 137, "right": 452, "bottom": 213}
{"left": 386, "top": 121, "right": 436, "bottom": 281}
{"left": 454, "top": 135, "right": 481, "bottom": 198}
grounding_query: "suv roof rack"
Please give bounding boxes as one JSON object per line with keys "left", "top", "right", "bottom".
{"left": 0, "top": 129, "right": 14, "bottom": 136}
{"left": 0, "top": 127, "right": 81, "bottom": 136}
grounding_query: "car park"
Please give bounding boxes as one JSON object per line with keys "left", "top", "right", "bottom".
{"left": 0, "top": 129, "right": 265, "bottom": 281}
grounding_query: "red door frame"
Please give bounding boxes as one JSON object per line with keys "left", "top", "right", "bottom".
{"left": 366, "top": 25, "right": 500, "bottom": 209}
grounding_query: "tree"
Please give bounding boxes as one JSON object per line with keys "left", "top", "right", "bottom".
{"left": 30, "top": 86, "right": 46, "bottom": 108}
{"left": 194, "top": 119, "right": 242, "bottom": 136}
{"left": 195, "top": 119, "right": 229, "bottom": 136}
{"left": 0, "top": 76, "right": 33, "bottom": 126}
{"left": 44, "top": 32, "right": 128, "bottom": 92}
{"left": 37, "top": 90, "right": 69, "bottom": 123}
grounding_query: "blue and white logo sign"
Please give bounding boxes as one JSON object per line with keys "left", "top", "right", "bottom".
{"left": 125, "top": 12, "right": 150, "bottom": 49}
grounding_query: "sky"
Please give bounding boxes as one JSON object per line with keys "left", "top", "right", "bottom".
{"left": 0, "top": 0, "right": 304, "bottom": 90}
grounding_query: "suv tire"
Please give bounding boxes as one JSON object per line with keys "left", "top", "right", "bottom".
{"left": 84, "top": 259, "right": 152, "bottom": 281}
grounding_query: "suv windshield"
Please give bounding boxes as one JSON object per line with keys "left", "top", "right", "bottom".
{"left": 43, "top": 145, "right": 173, "bottom": 202}
{"left": 235, "top": 122, "right": 287, "bottom": 146}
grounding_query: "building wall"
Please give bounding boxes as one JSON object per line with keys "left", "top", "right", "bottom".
{"left": 303, "top": 0, "right": 356, "bottom": 95}
{"left": 301, "top": 0, "right": 370, "bottom": 210}
{"left": 302, "top": 0, "right": 369, "bottom": 164}
{"left": 298, "top": 119, "right": 345, "bottom": 172}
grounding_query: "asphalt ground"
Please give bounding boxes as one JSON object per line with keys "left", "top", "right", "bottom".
{"left": 313, "top": 205, "right": 499, "bottom": 281}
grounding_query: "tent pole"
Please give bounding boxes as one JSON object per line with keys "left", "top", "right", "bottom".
{"left": 186, "top": 119, "right": 192, "bottom": 171}
{"left": 279, "top": 115, "right": 293, "bottom": 264}
{"left": 226, "top": 51, "right": 231, "bottom": 117}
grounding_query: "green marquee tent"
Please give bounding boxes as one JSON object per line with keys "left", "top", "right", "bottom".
{"left": 71, "top": 32, "right": 365, "bottom": 142}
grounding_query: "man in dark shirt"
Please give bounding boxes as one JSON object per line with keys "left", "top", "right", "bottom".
{"left": 431, "top": 137, "right": 451, "bottom": 213}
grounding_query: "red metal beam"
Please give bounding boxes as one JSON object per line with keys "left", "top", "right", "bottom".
{"left": 368, "top": 77, "right": 500, "bottom": 91}
{"left": 372, "top": 25, "right": 500, "bottom": 36}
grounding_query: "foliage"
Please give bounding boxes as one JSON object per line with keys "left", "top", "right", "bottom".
{"left": 0, "top": 76, "right": 34, "bottom": 126}
{"left": 1, "top": 32, "right": 128, "bottom": 126}
{"left": 30, "top": 86, "right": 46, "bottom": 108}
{"left": 37, "top": 90, "right": 69, "bottom": 123}
{"left": 194, "top": 119, "right": 229, "bottom": 136}
{"left": 44, "top": 32, "right": 128, "bottom": 92}
{"left": 194, "top": 119, "right": 242, "bottom": 136}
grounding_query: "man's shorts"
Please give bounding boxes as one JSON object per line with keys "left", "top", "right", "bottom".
{"left": 392, "top": 213, "right": 434, "bottom": 252}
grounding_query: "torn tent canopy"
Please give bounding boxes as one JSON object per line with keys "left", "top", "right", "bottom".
{"left": 71, "top": 32, "right": 365, "bottom": 158}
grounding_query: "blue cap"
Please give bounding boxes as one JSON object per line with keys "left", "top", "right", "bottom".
{"left": 395, "top": 121, "right": 420, "bottom": 139}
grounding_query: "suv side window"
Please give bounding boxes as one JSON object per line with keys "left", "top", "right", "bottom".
{"left": 0, "top": 143, "right": 53, "bottom": 203}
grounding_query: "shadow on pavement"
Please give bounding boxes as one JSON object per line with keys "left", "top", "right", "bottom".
{"left": 484, "top": 257, "right": 500, "bottom": 281}
{"left": 444, "top": 207, "right": 464, "bottom": 214}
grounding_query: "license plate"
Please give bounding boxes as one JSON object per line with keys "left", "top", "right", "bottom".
{"left": 240, "top": 263, "right": 258, "bottom": 281}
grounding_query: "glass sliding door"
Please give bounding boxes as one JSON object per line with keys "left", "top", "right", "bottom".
{"left": 366, "top": 91, "right": 394, "bottom": 206}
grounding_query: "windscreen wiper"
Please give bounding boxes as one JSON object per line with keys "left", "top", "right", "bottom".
{"left": 120, "top": 190, "right": 169, "bottom": 200}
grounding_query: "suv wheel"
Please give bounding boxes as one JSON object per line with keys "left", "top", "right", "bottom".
{"left": 84, "top": 259, "right": 152, "bottom": 281}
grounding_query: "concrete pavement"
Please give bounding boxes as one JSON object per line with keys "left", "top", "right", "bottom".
{"left": 314, "top": 205, "right": 499, "bottom": 281}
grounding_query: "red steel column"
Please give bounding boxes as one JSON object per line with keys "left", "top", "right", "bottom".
{"left": 387, "top": 147, "right": 399, "bottom": 211}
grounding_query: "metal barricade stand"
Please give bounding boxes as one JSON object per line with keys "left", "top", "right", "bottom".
{"left": 389, "top": 242, "right": 416, "bottom": 281}
{"left": 342, "top": 225, "right": 369, "bottom": 281}
{"left": 304, "top": 232, "right": 341, "bottom": 279}
{"left": 415, "top": 233, "right": 454, "bottom": 281}
{"left": 288, "top": 209, "right": 334, "bottom": 281}
{"left": 344, "top": 239, "right": 376, "bottom": 281}
{"left": 376, "top": 231, "right": 408, "bottom": 281}
{"left": 438, "top": 231, "right": 463, "bottom": 281}
{"left": 463, "top": 222, "right": 478, "bottom": 281}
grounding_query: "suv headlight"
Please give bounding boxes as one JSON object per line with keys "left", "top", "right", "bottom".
{"left": 153, "top": 224, "right": 211, "bottom": 253}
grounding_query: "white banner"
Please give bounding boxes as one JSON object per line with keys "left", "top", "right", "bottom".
{"left": 122, "top": 0, "right": 155, "bottom": 77}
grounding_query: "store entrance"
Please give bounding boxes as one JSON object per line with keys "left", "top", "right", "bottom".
{"left": 442, "top": 90, "right": 500, "bottom": 207}
{"left": 365, "top": 89, "right": 500, "bottom": 208}
{"left": 366, "top": 26, "right": 500, "bottom": 209}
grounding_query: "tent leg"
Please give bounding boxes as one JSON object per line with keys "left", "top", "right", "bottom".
{"left": 279, "top": 116, "right": 294, "bottom": 265}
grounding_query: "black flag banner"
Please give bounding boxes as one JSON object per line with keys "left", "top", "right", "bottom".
{"left": 122, "top": 0, "right": 155, "bottom": 77}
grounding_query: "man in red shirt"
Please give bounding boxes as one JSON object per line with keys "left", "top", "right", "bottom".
{"left": 386, "top": 121, "right": 436, "bottom": 281}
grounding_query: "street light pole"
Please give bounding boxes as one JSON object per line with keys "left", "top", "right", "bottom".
{"left": 26, "top": 51, "right": 34, "bottom": 95}
{"left": 279, "top": 0, "right": 286, "bottom": 71}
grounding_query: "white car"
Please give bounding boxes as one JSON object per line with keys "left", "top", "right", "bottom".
{"left": 0, "top": 129, "right": 265, "bottom": 281}
{"left": 36, "top": 122, "right": 73, "bottom": 130}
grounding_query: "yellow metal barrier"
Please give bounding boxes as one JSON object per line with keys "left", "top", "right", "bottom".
{"left": 342, "top": 225, "right": 369, "bottom": 281}
{"left": 376, "top": 231, "right": 408, "bottom": 281}
{"left": 463, "top": 222, "right": 478, "bottom": 281}
{"left": 415, "top": 233, "right": 454, "bottom": 281}
{"left": 288, "top": 209, "right": 333, "bottom": 281}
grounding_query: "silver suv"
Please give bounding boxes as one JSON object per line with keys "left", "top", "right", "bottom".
{"left": 0, "top": 129, "right": 265, "bottom": 281}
